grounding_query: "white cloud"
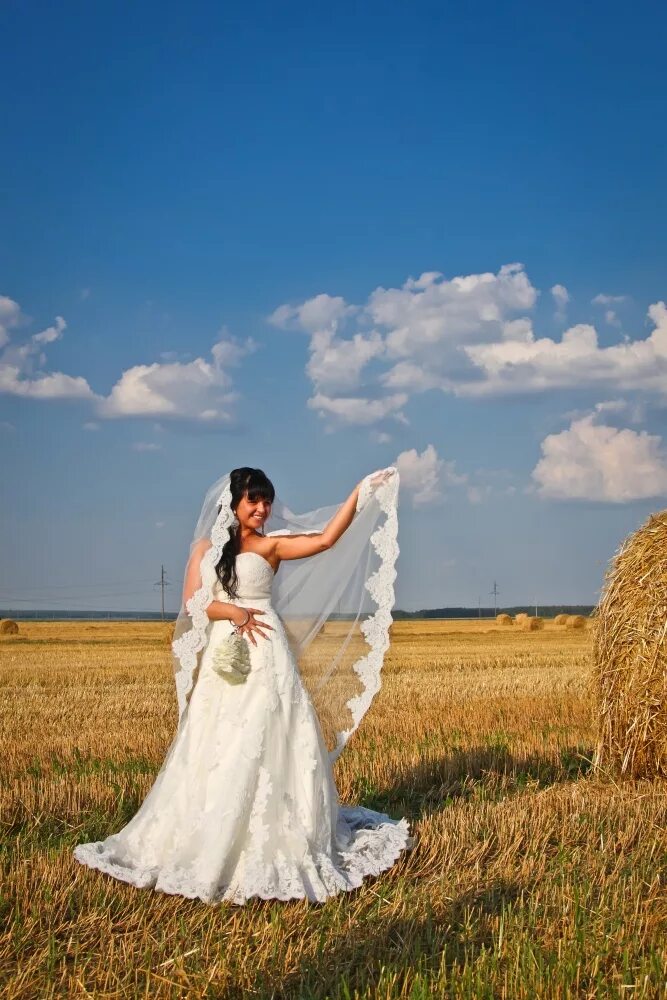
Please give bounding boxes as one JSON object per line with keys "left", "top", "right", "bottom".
{"left": 593, "top": 399, "right": 627, "bottom": 415}
{"left": 211, "top": 330, "right": 258, "bottom": 368}
{"left": 32, "top": 316, "right": 66, "bottom": 345}
{"left": 270, "top": 272, "right": 667, "bottom": 417}
{"left": 561, "top": 399, "right": 628, "bottom": 423}
{"left": 306, "top": 329, "right": 385, "bottom": 393}
{"left": 272, "top": 264, "right": 539, "bottom": 426}
{"left": 132, "top": 441, "right": 162, "bottom": 452}
{"left": 0, "top": 292, "right": 256, "bottom": 424}
{"left": 271, "top": 292, "right": 387, "bottom": 416}
{"left": 380, "top": 360, "right": 445, "bottom": 392}
{"left": 271, "top": 292, "right": 384, "bottom": 405}
{"left": 592, "top": 293, "right": 626, "bottom": 329}
{"left": 395, "top": 444, "right": 467, "bottom": 506}
{"left": 500, "top": 318, "right": 535, "bottom": 343}
{"left": 532, "top": 412, "right": 667, "bottom": 502}
{"left": 370, "top": 263, "right": 537, "bottom": 362}
{"left": 461, "top": 301, "right": 667, "bottom": 398}
{"left": 396, "top": 444, "right": 445, "bottom": 505}
{"left": 97, "top": 333, "right": 255, "bottom": 422}
{"left": 269, "top": 293, "right": 355, "bottom": 334}
{"left": 0, "top": 365, "right": 95, "bottom": 400}
{"left": 0, "top": 306, "right": 96, "bottom": 401}
{"left": 99, "top": 353, "right": 237, "bottom": 420}
{"left": 307, "top": 392, "right": 408, "bottom": 427}
{"left": 592, "top": 293, "right": 627, "bottom": 306}
{"left": 0, "top": 295, "right": 24, "bottom": 349}
{"left": 370, "top": 429, "right": 392, "bottom": 444}
{"left": 551, "top": 284, "right": 569, "bottom": 320}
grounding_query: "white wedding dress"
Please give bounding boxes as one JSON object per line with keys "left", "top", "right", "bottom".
{"left": 74, "top": 550, "right": 411, "bottom": 904}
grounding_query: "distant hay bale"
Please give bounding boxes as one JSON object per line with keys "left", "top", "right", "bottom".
{"left": 0, "top": 619, "right": 19, "bottom": 635}
{"left": 163, "top": 623, "right": 175, "bottom": 646}
{"left": 566, "top": 615, "right": 587, "bottom": 629}
{"left": 593, "top": 509, "right": 667, "bottom": 779}
{"left": 514, "top": 613, "right": 529, "bottom": 624}
{"left": 518, "top": 616, "right": 542, "bottom": 631}
{"left": 495, "top": 613, "right": 513, "bottom": 626}
{"left": 554, "top": 614, "right": 569, "bottom": 625}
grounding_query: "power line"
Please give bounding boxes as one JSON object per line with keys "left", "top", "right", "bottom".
{"left": 0, "top": 591, "right": 159, "bottom": 603}
{"left": 0, "top": 600, "right": 176, "bottom": 613}
{"left": 0, "top": 579, "right": 158, "bottom": 594}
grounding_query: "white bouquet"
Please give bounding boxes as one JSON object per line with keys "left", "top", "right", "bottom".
{"left": 211, "top": 631, "right": 252, "bottom": 684}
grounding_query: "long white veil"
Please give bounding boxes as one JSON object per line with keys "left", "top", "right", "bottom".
{"left": 171, "top": 467, "right": 399, "bottom": 760}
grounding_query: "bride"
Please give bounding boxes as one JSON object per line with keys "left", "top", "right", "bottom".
{"left": 74, "top": 465, "right": 411, "bottom": 904}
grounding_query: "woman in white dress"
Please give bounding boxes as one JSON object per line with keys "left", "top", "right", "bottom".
{"left": 74, "top": 466, "right": 410, "bottom": 904}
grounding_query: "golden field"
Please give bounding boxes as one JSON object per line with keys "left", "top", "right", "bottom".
{"left": 0, "top": 619, "right": 665, "bottom": 999}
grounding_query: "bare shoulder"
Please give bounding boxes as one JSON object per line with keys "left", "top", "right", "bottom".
{"left": 238, "top": 536, "right": 281, "bottom": 572}
{"left": 242, "top": 537, "right": 280, "bottom": 559}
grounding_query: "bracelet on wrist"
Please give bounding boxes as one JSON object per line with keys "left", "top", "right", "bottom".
{"left": 233, "top": 609, "right": 251, "bottom": 633}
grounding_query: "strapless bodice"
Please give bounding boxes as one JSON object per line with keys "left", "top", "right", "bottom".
{"left": 211, "top": 550, "right": 275, "bottom": 604}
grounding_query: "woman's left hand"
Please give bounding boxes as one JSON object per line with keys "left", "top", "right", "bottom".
{"left": 368, "top": 467, "right": 396, "bottom": 490}
{"left": 235, "top": 608, "right": 274, "bottom": 646}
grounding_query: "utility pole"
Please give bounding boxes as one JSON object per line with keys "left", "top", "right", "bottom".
{"left": 478, "top": 595, "right": 481, "bottom": 619}
{"left": 490, "top": 581, "right": 499, "bottom": 617}
{"left": 154, "top": 565, "right": 171, "bottom": 621}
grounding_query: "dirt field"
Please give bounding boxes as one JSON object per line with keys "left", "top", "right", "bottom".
{"left": 1, "top": 619, "right": 665, "bottom": 998}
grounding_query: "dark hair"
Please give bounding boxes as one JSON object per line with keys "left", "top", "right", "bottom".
{"left": 215, "top": 467, "right": 275, "bottom": 599}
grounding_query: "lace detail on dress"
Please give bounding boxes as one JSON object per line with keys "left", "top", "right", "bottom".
{"left": 74, "top": 809, "right": 411, "bottom": 905}
{"left": 331, "top": 469, "right": 400, "bottom": 760}
{"left": 247, "top": 766, "right": 272, "bottom": 851}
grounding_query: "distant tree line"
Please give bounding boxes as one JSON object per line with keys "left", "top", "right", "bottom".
{"left": 392, "top": 605, "right": 596, "bottom": 620}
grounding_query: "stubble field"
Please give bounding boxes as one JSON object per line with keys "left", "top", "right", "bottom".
{"left": 0, "top": 619, "right": 666, "bottom": 999}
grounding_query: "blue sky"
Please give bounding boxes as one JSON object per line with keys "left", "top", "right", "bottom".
{"left": 1, "top": 0, "right": 666, "bottom": 613}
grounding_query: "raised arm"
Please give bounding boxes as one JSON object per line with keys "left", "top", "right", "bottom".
{"left": 271, "top": 480, "right": 361, "bottom": 562}
{"left": 272, "top": 469, "right": 401, "bottom": 563}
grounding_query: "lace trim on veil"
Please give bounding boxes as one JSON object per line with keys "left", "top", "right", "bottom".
{"left": 331, "top": 470, "right": 399, "bottom": 760}
{"left": 172, "top": 483, "right": 234, "bottom": 719}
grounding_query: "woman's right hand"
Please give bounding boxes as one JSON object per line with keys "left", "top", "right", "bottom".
{"left": 231, "top": 607, "right": 274, "bottom": 646}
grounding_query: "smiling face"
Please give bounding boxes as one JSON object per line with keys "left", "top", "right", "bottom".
{"left": 235, "top": 490, "right": 273, "bottom": 532}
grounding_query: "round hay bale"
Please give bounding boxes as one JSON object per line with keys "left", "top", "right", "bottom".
{"left": 163, "top": 622, "right": 175, "bottom": 646}
{"left": 496, "top": 613, "right": 513, "bottom": 626}
{"left": 0, "top": 619, "right": 19, "bottom": 635}
{"left": 518, "top": 616, "right": 541, "bottom": 631}
{"left": 593, "top": 509, "right": 667, "bottom": 779}
{"left": 554, "top": 614, "right": 569, "bottom": 625}
{"left": 514, "top": 613, "right": 529, "bottom": 624}
{"left": 566, "top": 614, "right": 587, "bottom": 629}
